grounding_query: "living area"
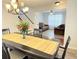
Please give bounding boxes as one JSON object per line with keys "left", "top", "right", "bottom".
{"left": 33, "top": 11, "right": 65, "bottom": 45}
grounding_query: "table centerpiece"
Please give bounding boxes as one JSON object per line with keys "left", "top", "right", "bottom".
{"left": 17, "top": 20, "right": 29, "bottom": 39}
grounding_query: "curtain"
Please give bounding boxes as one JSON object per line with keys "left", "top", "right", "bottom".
{"left": 48, "top": 13, "right": 63, "bottom": 28}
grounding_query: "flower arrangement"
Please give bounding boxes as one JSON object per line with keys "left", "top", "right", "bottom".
{"left": 17, "top": 20, "right": 29, "bottom": 39}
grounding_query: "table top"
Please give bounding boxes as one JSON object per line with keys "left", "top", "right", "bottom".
{"left": 2, "top": 33, "right": 59, "bottom": 56}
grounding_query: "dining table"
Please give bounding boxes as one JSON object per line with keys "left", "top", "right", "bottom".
{"left": 2, "top": 33, "right": 59, "bottom": 59}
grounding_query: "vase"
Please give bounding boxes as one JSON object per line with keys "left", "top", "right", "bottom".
{"left": 22, "top": 31, "right": 26, "bottom": 39}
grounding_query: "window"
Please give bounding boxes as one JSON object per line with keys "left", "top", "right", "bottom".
{"left": 48, "top": 12, "right": 64, "bottom": 27}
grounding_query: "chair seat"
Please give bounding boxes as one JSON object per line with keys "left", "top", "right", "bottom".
{"left": 9, "top": 50, "right": 27, "bottom": 59}
{"left": 54, "top": 53, "right": 62, "bottom": 59}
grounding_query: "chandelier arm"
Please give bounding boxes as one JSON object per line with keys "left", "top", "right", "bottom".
{"left": 15, "top": 9, "right": 19, "bottom": 14}
{"left": 9, "top": 2, "right": 18, "bottom": 15}
{"left": 18, "top": 16, "right": 23, "bottom": 21}
{"left": 8, "top": 11, "right": 17, "bottom": 15}
{"left": 8, "top": 9, "right": 13, "bottom": 13}
{"left": 20, "top": 10, "right": 34, "bottom": 24}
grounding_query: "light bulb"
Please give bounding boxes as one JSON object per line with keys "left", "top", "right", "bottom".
{"left": 23, "top": 7, "right": 29, "bottom": 12}
{"left": 16, "top": 9, "right": 20, "bottom": 13}
{"left": 56, "top": 3, "right": 60, "bottom": 6}
{"left": 5, "top": 4, "right": 11, "bottom": 10}
{"left": 11, "top": 0, "right": 16, "bottom": 3}
{"left": 55, "top": 2, "right": 60, "bottom": 6}
{"left": 13, "top": 3, "right": 17, "bottom": 9}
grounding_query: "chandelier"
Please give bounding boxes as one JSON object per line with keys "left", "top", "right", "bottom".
{"left": 5, "top": 0, "right": 29, "bottom": 15}
{"left": 49, "top": 1, "right": 60, "bottom": 15}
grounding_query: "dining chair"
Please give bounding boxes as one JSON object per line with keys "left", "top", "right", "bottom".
{"left": 33, "top": 28, "right": 42, "bottom": 38}
{"left": 54, "top": 36, "right": 71, "bottom": 59}
{"left": 2, "top": 28, "right": 13, "bottom": 51}
{"left": 2, "top": 28, "right": 10, "bottom": 34}
{"left": 2, "top": 43, "right": 10, "bottom": 59}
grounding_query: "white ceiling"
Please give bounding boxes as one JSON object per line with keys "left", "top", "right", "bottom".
{"left": 2, "top": 0, "right": 66, "bottom": 10}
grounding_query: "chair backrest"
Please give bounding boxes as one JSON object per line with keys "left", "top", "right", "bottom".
{"left": 33, "top": 29, "right": 42, "bottom": 38}
{"left": 39, "top": 23, "right": 44, "bottom": 29}
{"left": 2, "top": 28, "right": 10, "bottom": 34}
{"left": 62, "top": 36, "right": 71, "bottom": 59}
{"left": 2, "top": 43, "right": 10, "bottom": 59}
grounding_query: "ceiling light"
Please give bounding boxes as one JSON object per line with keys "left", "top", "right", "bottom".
{"left": 5, "top": 0, "right": 29, "bottom": 15}
{"left": 55, "top": 1, "right": 60, "bottom": 6}
{"left": 13, "top": 3, "right": 18, "bottom": 9}
{"left": 50, "top": 10, "right": 53, "bottom": 15}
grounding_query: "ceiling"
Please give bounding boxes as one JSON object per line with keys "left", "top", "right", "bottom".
{"left": 2, "top": 0, "right": 66, "bottom": 10}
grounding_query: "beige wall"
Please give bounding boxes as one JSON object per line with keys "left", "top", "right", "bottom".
{"left": 64, "top": 0, "right": 77, "bottom": 49}
{"left": 2, "top": 5, "right": 18, "bottom": 32}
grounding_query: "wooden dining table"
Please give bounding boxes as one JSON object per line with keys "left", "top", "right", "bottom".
{"left": 2, "top": 33, "right": 59, "bottom": 59}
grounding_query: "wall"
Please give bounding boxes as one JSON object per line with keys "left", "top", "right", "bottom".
{"left": 2, "top": 5, "right": 18, "bottom": 32}
{"left": 35, "top": 12, "right": 43, "bottom": 23}
{"left": 41, "top": 10, "right": 66, "bottom": 25}
{"left": 42, "top": 13, "right": 49, "bottom": 24}
{"left": 64, "top": 0, "right": 77, "bottom": 49}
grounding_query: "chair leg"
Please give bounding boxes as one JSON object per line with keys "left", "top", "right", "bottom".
{"left": 23, "top": 56, "right": 28, "bottom": 59}
{"left": 54, "top": 57, "right": 59, "bottom": 59}
{"left": 23, "top": 56, "right": 33, "bottom": 59}
{"left": 8, "top": 48, "right": 13, "bottom": 51}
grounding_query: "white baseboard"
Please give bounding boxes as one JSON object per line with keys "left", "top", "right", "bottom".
{"left": 68, "top": 47, "right": 77, "bottom": 51}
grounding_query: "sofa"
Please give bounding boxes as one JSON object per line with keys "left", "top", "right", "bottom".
{"left": 54, "top": 24, "right": 65, "bottom": 35}
{"left": 39, "top": 23, "right": 49, "bottom": 32}
{"left": 33, "top": 23, "right": 49, "bottom": 38}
